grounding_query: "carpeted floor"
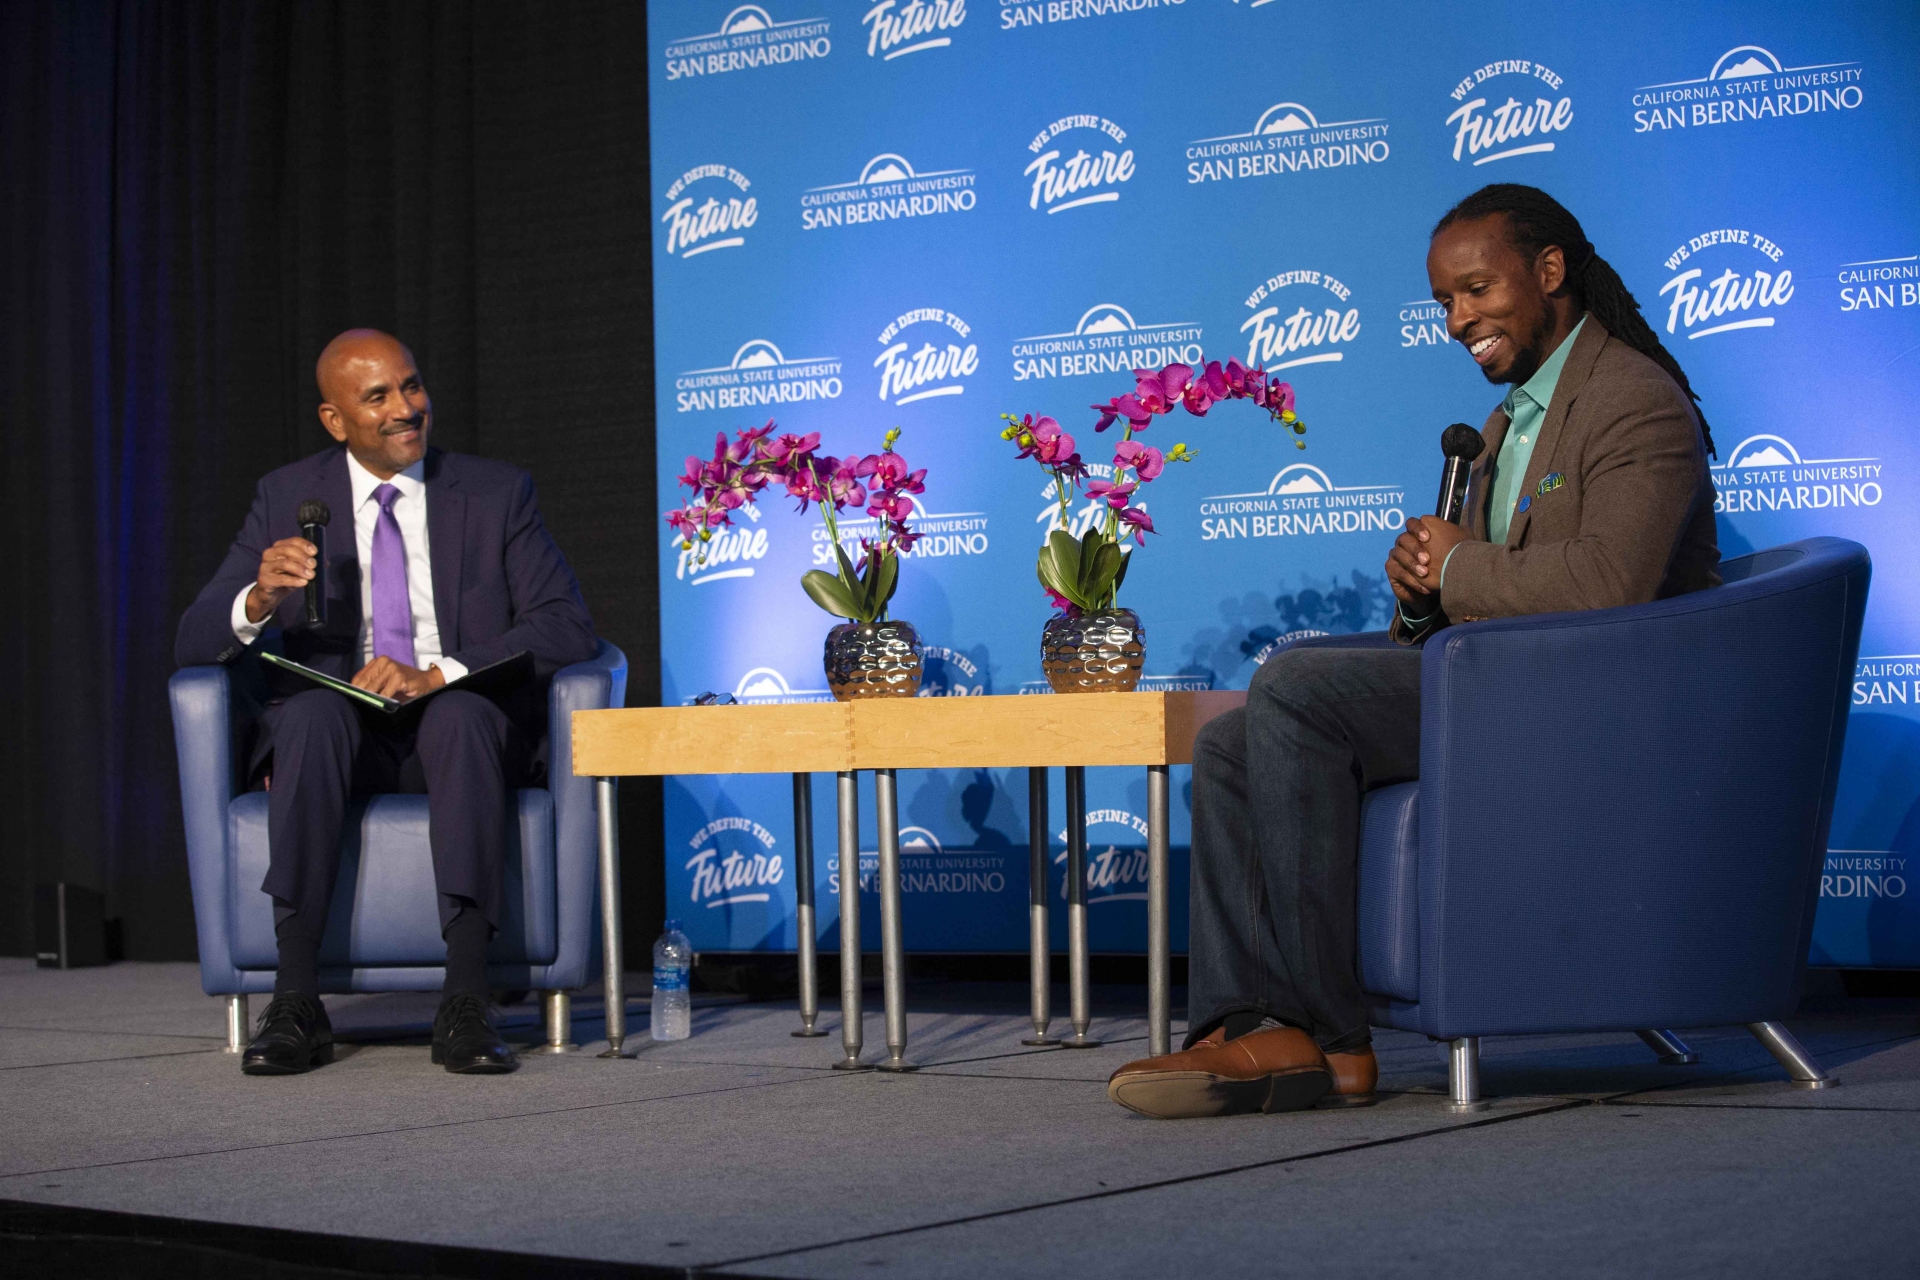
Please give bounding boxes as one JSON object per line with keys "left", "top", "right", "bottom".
{"left": 2, "top": 958, "right": 1916, "bottom": 1277}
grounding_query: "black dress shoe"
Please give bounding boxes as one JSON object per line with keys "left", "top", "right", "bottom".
{"left": 432, "top": 993, "right": 518, "bottom": 1074}
{"left": 241, "top": 993, "right": 334, "bottom": 1076}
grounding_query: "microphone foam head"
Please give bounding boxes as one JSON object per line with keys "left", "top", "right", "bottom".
{"left": 1441, "top": 423, "right": 1485, "bottom": 461}
{"left": 297, "top": 499, "right": 332, "bottom": 527}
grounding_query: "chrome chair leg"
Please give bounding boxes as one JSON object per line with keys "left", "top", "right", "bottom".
{"left": 1445, "top": 1036, "right": 1491, "bottom": 1113}
{"left": 225, "top": 993, "right": 249, "bottom": 1053}
{"left": 531, "top": 989, "right": 577, "bottom": 1053}
{"left": 1749, "top": 1021, "right": 1835, "bottom": 1089}
{"left": 1636, "top": 1028, "right": 1699, "bottom": 1065}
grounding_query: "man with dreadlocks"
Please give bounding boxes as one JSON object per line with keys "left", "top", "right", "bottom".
{"left": 1106, "top": 184, "right": 1720, "bottom": 1120}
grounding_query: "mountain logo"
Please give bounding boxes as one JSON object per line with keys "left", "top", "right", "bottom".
{"left": 1712, "top": 433, "right": 1884, "bottom": 516}
{"left": 1010, "top": 302, "right": 1204, "bottom": 383}
{"left": 1631, "top": 44, "right": 1864, "bottom": 134}
{"left": 663, "top": 4, "right": 832, "bottom": 80}
{"left": 722, "top": 667, "right": 834, "bottom": 704}
{"left": 801, "top": 152, "right": 977, "bottom": 230}
{"left": 1186, "top": 100, "right": 1391, "bottom": 185}
{"left": 1200, "top": 462, "right": 1405, "bottom": 542}
{"left": 674, "top": 338, "right": 843, "bottom": 414}
{"left": 819, "top": 493, "right": 990, "bottom": 564}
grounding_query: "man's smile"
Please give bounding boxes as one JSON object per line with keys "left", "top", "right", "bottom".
{"left": 1468, "top": 332, "right": 1506, "bottom": 366}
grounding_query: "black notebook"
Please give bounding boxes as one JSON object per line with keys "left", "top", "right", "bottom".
{"left": 260, "top": 650, "right": 533, "bottom": 715}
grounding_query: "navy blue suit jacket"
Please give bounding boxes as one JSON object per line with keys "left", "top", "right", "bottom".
{"left": 175, "top": 446, "right": 597, "bottom": 700}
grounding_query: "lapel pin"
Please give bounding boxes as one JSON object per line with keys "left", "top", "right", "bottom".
{"left": 1516, "top": 494, "right": 1532, "bottom": 514}
{"left": 1536, "top": 472, "right": 1565, "bottom": 496}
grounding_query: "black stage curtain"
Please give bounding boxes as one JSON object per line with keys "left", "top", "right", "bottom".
{"left": 0, "top": 0, "right": 664, "bottom": 960}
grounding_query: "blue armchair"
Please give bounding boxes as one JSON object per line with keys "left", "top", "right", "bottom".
{"left": 1292, "top": 538, "right": 1868, "bottom": 1107}
{"left": 169, "top": 641, "right": 627, "bottom": 1051}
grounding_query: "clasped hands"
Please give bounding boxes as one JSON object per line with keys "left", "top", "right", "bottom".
{"left": 1385, "top": 516, "right": 1469, "bottom": 609}
{"left": 246, "top": 536, "right": 444, "bottom": 701}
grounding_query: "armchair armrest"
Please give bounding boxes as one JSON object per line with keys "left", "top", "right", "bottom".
{"left": 543, "top": 641, "right": 628, "bottom": 990}
{"left": 169, "top": 666, "right": 247, "bottom": 994}
{"left": 1412, "top": 539, "right": 1869, "bottom": 1037}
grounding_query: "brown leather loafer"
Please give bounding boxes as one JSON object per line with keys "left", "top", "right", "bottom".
{"left": 1107, "top": 1026, "right": 1331, "bottom": 1119}
{"left": 1317, "top": 1046, "right": 1378, "bottom": 1108}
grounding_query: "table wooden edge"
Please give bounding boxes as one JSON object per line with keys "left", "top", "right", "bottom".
{"left": 571, "top": 690, "right": 1248, "bottom": 776}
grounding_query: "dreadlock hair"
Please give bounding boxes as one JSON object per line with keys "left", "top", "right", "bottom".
{"left": 1433, "top": 183, "right": 1715, "bottom": 458}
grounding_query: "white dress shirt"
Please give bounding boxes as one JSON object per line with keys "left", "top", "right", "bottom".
{"left": 230, "top": 452, "right": 468, "bottom": 683}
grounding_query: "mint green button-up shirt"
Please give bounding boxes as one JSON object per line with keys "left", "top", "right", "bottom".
{"left": 1399, "top": 316, "right": 1586, "bottom": 633}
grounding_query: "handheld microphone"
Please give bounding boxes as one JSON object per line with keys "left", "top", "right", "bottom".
{"left": 1435, "top": 424, "right": 1486, "bottom": 525}
{"left": 297, "top": 499, "right": 330, "bottom": 626}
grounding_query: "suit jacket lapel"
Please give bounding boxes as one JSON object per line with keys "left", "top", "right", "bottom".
{"left": 1470, "top": 409, "right": 1511, "bottom": 542}
{"left": 318, "top": 448, "right": 359, "bottom": 641}
{"left": 1504, "top": 316, "right": 1609, "bottom": 546}
{"left": 424, "top": 449, "right": 465, "bottom": 651}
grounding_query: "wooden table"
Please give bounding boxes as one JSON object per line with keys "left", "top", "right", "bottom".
{"left": 572, "top": 691, "right": 1244, "bottom": 1066}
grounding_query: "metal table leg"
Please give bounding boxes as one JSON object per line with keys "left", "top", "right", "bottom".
{"left": 874, "top": 769, "right": 915, "bottom": 1071}
{"left": 595, "top": 777, "right": 635, "bottom": 1059}
{"left": 791, "top": 772, "right": 826, "bottom": 1037}
{"left": 1146, "top": 764, "right": 1171, "bottom": 1057}
{"left": 1022, "top": 766, "right": 1060, "bottom": 1047}
{"left": 832, "top": 770, "right": 869, "bottom": 1071}
{"left": 1061, "top": 765, "right": 1100, "bottom": 1049}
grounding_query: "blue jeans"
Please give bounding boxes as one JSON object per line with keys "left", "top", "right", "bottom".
{"left": 1186, "top": 642, "right": 1422, "bottom": 1053}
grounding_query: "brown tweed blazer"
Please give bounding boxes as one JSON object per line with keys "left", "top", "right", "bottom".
{"left": 1390, "top": 315, "right": 1719, "bottom": 643}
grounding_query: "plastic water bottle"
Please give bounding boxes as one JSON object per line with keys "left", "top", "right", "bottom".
{"left": 650, "top": 919, "right": 692, "bottom": 1041}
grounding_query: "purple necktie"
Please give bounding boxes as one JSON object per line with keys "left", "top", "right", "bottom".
{"left": 370, "top": 483, "right": 416, "bottom": 666}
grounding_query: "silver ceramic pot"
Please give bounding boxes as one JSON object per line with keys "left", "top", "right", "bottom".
{"left": 824, "top": 619, "right": 923, "bottom": 701}
{"left": 1041, "top": 608, "right": 1145, "bottom": 694}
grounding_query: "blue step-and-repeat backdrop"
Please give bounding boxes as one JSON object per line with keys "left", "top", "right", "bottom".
{"left": 646, "top": 0, "right": 1920, "bottom": 967}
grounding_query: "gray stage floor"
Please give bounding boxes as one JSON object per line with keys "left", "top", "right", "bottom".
{"left": 2, "top": 958, "right": 1916, "bottom": 1277}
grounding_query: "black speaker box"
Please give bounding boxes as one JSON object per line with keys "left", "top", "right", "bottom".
{"left": 35, "top": 882, "right": 109, "bottom": 968}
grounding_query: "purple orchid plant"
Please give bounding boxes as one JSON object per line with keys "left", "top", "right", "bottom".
{"left": 1001, "top": 357, "right": 1304, "bottom": 615}
{"left": 665, "top": 422, "right": 926, "bottom": 624}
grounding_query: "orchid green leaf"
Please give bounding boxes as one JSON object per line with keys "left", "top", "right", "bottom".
{"left": 867, "top": 550, "right": 899, "bottom": 615}
{"left": 1086, "top": 539, "right": 1123, "bottom": 601}
{"left": 801, "top": 569, "right": 862, "bottom": 620}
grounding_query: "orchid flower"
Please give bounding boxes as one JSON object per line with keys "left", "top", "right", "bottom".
{"left": 1114, "top": 439, "right": 1165, "bottom": 481}
{"left": 1117, "top": 507, "right": 1156, "bottom": 544}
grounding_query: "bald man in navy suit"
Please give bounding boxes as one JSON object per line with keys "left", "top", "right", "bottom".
{"left": 176, "top": 330, "right": 597, "bottom": 1076}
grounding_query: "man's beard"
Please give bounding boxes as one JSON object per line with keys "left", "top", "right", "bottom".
{"left": 1486, "top": 313, "right": 1556, "bottom": 386}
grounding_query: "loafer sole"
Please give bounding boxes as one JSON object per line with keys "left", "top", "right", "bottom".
{"left": 1316, "top": 1091, "right": 1379, "bottom": 1109}
{"left": 1109, "top": 1066, "right": 1329, "bottom": 1119}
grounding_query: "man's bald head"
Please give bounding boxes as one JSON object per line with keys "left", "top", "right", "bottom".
{"left": 316, "top": 329, "right": 415, "bottom": 405}
{"left": 314, "top": 329, "right": 432, "bottom": 479}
